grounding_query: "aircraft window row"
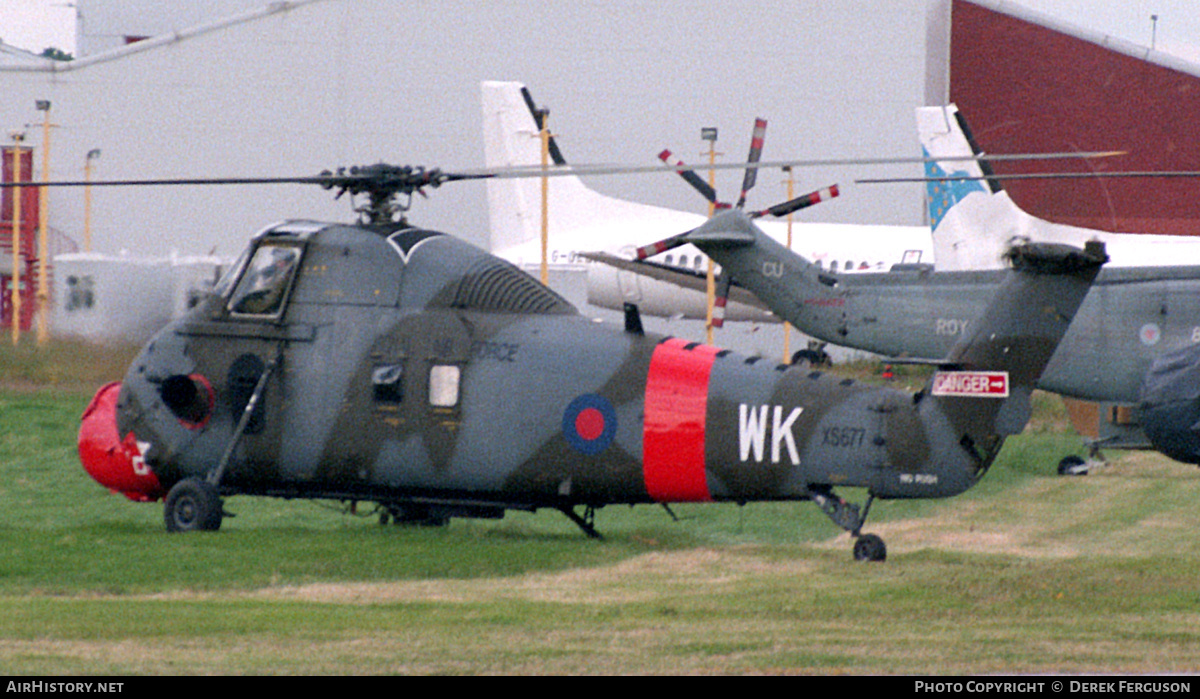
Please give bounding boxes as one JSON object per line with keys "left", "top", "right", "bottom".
{"left": 660, "top": 254, "right": 707, "bottom": 270}
{"left": 816, "top": 259, "right": 883, "bottom": 272}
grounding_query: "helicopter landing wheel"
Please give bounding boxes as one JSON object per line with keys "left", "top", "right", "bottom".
{"left": 382, "top": 504, "right": 448, "bottom": 528}
{"left": 164, "top": 478, "right": 224, "bottom": 532}
{"left": 852, "top": 533, "right": 887, "bottom": 562}
{"left": 1057, "top": 454, "right": 1089, "bottom": 476}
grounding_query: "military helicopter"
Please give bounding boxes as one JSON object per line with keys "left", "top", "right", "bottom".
{"left": 588, "top": 105, "right": 1200, "bottom": 471}
{"left": 52, "top": 153, "right": 1109, "bottom": 563}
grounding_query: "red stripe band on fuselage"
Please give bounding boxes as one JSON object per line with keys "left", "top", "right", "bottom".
{"left": 643, "top": 338, "right": 719, "bottom": 502}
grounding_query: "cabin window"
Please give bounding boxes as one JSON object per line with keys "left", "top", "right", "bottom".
{"left": 372, "top": 364, "right": 404, "bottom": 404}
{"left": 227, "top": 243, "right": 302, "bottom": 317}
{"left": 695, "top": 256, "right": 704, "bottom": 270}
{"left": 664, "top": 254, "right": 674, "bottom": 266}
{"left": 429, "top": 364, "right": 461, "bottom": 408}
{"left": 829, "top": 261, "right": 839, "bottom": 272}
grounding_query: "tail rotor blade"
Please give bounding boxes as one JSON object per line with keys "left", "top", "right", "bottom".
{"left": 659, "top": 149, "right": 720, "bottom": 205}
{"left": 751, "top": 184, "right": 839, "bottom": 219}
{"left": 736, "top": 118, "right": 767, "bottom": 209}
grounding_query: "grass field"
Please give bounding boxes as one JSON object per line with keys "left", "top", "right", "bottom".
{"left": 2, "top": 341, "right": 1200, "bottom": 674}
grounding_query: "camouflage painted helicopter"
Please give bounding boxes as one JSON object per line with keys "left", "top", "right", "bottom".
{"left": 588, "top": 105, "right": 1200, "bottom": 470}
{"left": 60, "top": 160, "right": 1106, "bottom": 562}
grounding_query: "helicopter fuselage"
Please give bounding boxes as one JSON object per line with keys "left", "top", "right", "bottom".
{"left": 78, "top": 216, "right": 1102, "bottom": 556}
{"left": 80, "top": 220, "right": 991, "bottom": 519}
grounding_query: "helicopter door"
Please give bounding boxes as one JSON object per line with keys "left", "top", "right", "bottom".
{"left": 208, "top": 240, "right": 306, "bottom": 473}
{"left": 372, "top": 311, "right": 471, "bottom": 469}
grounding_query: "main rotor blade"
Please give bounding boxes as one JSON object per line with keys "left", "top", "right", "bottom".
{"left": 736, "top": 118, "right": 767, "bottom": 209}
{"left": 657, "top": 149, "right": 720, "bottom": 204}
{"left": 0, "top": 175, "right": 338, "bottom": 188}
{"left": 857, "top": 169, "right": 1200, "bottom": 184}
{"left": 0, "top": 151, "right": 1125, "bottom": 190}
{"left": 501, "top": 150, "right": 1125, "bottom": 179}
{"left": 750, "top": 184, "right": 840, "bottom": 218}
{"left": 634, "top": 232, "right": 692, "bottom": 260}
{"left": 711, "top": 272, "right": 734, "bottom": 329}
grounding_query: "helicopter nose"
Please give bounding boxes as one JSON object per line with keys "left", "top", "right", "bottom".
{"left": 78, "top": 382, "right": 165, "bottom": 502}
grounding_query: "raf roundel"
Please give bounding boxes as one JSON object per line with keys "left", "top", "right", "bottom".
{"left": 562, "top": 394, "right": 618, "bottom": 455}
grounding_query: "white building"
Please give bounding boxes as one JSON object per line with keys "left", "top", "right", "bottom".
{"left": 52, "top": 252, "right": 222, "bottom": 343}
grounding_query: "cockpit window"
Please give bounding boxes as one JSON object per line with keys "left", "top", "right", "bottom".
{"left": 227, "top": 244, "right": 302, "bottom": 317}
{"left": 213, "top": 248, "right": 250, "bottom": 298}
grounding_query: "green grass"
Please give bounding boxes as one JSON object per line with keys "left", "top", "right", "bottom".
{"left": 2, "top": 343, "right": 1200, "bottom": 673}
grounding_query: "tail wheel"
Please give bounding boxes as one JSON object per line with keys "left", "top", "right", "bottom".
{"left": 791, "top": 349, "right": 831, "bottom": 367}
{"left": 853, "top": 533, "right": 887, "bottom": 562}
{"left": 164, "top": 478, "right": 224, "bottom": 532}
{"left": 1057, "top": 455, "right": 1088, "bottom": 476}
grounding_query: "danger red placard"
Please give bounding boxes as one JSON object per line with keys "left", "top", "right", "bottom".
{"left": 931, "top": 371, "right": 1009, "bottom": 397}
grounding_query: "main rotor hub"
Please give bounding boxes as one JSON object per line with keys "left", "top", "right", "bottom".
{"left": 318, "top": 164, "right": 450, "bottom": 225}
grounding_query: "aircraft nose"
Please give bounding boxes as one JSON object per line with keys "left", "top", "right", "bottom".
{"left": 78, "top": 382, "right": 165, "bottom": 502}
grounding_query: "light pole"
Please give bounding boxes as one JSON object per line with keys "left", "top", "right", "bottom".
{"left": 8, "top": 132, "right": 26, "bottom": 346}
{"left": 35, "top": 100, "right": 54, "bottom": 346}
{"left": 782, "top": 166, "right": 795, "bottom": 363}
{"left": 701, "top": 126, "right": 719, "bottom": 345}
{"left": 538, "top": 109, "right": 551, "bottom": 286}
{"left": 84, "top": 149, "right": 101, "bottom": 253}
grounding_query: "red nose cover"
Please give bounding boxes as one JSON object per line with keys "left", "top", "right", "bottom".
{"left": 78, "top": 382, "right": 165, "bottom": 502}
{"left": 643, "top": 338, "right": 719, "bottom": 502}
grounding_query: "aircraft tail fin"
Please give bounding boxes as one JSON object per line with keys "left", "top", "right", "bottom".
{"left": 481, "top": 80, "right": 566, "bottom": 253}
{"left": 481, "top": 81, "right": 706, "bottom": 262}
{"left": 917, "top": 105, "right": 1044, "bottom": 270}
{"left": 931, "top": 240, "right": 1107, "bottom": 449}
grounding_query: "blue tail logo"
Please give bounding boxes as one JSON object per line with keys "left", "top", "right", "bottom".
{"left": 924, "top": 147, "right": 986, "bottom": 229}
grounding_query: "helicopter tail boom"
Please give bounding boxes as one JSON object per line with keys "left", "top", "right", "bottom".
{"left": 927, "top": 240, "right": 1108, "bottom": 464}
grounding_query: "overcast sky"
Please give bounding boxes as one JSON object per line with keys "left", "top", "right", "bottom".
{"left": 3, "top": 0, "right": 1200, "bottom": 62}
{"left": 2, "top": 0, "right": 77, "bottom": 54}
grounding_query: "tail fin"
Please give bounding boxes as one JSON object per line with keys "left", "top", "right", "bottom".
{"left": 480, "top": 81, "right": 705, "bottom": 262}
{"left": 916, "top": 105, "right": 1033, "bottom": 270}
{"left": 931, "top": 240, "right": 1107, "bottom": 456}
{"left": 480, "top": 80, "right": 566, "bottom": 254}
{"left": 919, "top": 104, "right": 1200, "bottom": 270}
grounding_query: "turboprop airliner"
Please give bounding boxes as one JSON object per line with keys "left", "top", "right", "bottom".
{"left": 480, "top": 81, "right": 932, "bottom": 323}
